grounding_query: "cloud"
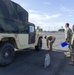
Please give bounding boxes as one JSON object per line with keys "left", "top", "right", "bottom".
{"left": 45, "top": 14, "right": 61, "bottom": 19}
{"left": 61, "top": 7, "right": 74, "bottom": 13}
{"left": 43, "top": 2, "right": 50, "bottom": 5}
{"left": 29, "top": 9, "right": 61, "bottom": 21}
{"left": 28, "top": 10, "right": 62, "bottom": 31}
{"left": 29, "top": 10, "right": 39, "bottom": 13}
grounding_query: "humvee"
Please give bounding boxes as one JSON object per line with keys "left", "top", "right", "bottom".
{"left": 0, "top": 0, "right": 42, "bottom": 66}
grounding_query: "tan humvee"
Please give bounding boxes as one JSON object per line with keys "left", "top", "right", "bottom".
{"left": 0, "top": 0, "right": 42, "bottom": 66}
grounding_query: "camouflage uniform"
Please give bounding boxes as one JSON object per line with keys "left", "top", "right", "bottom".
{"left": 46, "top": 36, "right": 56, "bottom": 50}
{"left": 65, "top": 27, "right": 72, "bottom": 50}
{"left": 71, "top": 34, "right": 74, "bottom": 62}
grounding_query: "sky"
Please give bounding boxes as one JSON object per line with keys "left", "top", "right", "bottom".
{"left": 12, "top": 0, "right": 74, "bottom": 31}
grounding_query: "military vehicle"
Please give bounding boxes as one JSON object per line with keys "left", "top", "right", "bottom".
{"left": 0, "top": 0, "right": 42, "bottom": 66}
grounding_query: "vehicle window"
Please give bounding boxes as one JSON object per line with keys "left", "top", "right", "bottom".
{"left": 29, "top": 26, "right": 34, "bottom": 33}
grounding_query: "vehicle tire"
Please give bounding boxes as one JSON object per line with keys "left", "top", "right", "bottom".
{"left": 0, "top": 42, "right": 15, "bottom": 67}
{"left": 35, "top": 38, "right": 42, "bottom": 51}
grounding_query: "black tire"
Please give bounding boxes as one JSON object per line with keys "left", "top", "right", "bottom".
{"left": 35, "top": 38, "right": 42, "bottom": 51}
{"left": 0, "top": 42, "right": 15, "bottom": 67}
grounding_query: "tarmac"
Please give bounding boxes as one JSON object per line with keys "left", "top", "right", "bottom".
{"left": 0, "top": 32, "right": 74, "bottom": 75}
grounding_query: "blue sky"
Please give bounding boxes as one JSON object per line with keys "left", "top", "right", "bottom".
{"left": 12, "top": 0, "right": 74, "bottom": 31}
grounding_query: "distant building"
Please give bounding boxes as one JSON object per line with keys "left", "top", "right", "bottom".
{"left": 58, "top": 29, "right": 65, "bottom": 32}
{"left": 58, "top": 26, "right": 65, "bottom": 32}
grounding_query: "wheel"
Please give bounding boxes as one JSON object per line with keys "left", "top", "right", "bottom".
{"left": 35, "top": 38, "right": 42, "bottom": 51}
{"left": 0, "top": 42, "right": 15, "bottom": 67}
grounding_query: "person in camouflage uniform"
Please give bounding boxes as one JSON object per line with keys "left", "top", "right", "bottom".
{"left": 64, "top": 23, "right": 72, "bottom": 58}
{"left": 45, "top": 36, "right": 56, "bottom": 51}
{"left": 69, "top": 25, "right": 74, "bottom": 65}
{"left": 65, "top": 23, "right": 72, "bottom": 51}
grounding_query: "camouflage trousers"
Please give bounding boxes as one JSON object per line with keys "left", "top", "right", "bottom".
{"left": 67, "top": 39, "right": 72, "bottom": 53}
{"left": 71, "top": 46, "right": 74, "bottom": 62}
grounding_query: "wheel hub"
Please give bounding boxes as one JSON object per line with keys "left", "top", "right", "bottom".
{"left": 4, "top": 51, "right": 10, "bottom": 58}
{"left": 5, "top": 52, "right": 9, "bottom": 57}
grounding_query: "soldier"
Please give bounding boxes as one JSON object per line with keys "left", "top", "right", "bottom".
{"left": 65, "top": 23, "right": 72, "bottom": 57}
{"left": 72, "top": 25, "right": 74, "bottom": 32}
{"left": 45, "top": 36, "right": 56, "bottom": 51}
{"left": 69, "top": 26, "right": 74, "bottom": 65}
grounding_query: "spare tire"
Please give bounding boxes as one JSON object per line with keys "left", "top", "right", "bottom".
{"left": 35, "top": 38, "right": 42, "bottom": 51}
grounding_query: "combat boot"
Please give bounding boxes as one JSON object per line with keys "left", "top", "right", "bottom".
{"left": 64, "top": 51, "right": 71, "bottom": 58}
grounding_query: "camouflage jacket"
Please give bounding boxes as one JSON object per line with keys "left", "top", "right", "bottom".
{"left": 65, "top": 27, "right": 72, "bottom": 41}
{"left": 71, "top": 34, "right": 74, "bottom": 47}
{"left": 47, "top": 36, "right": 56, "bottom": 42}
